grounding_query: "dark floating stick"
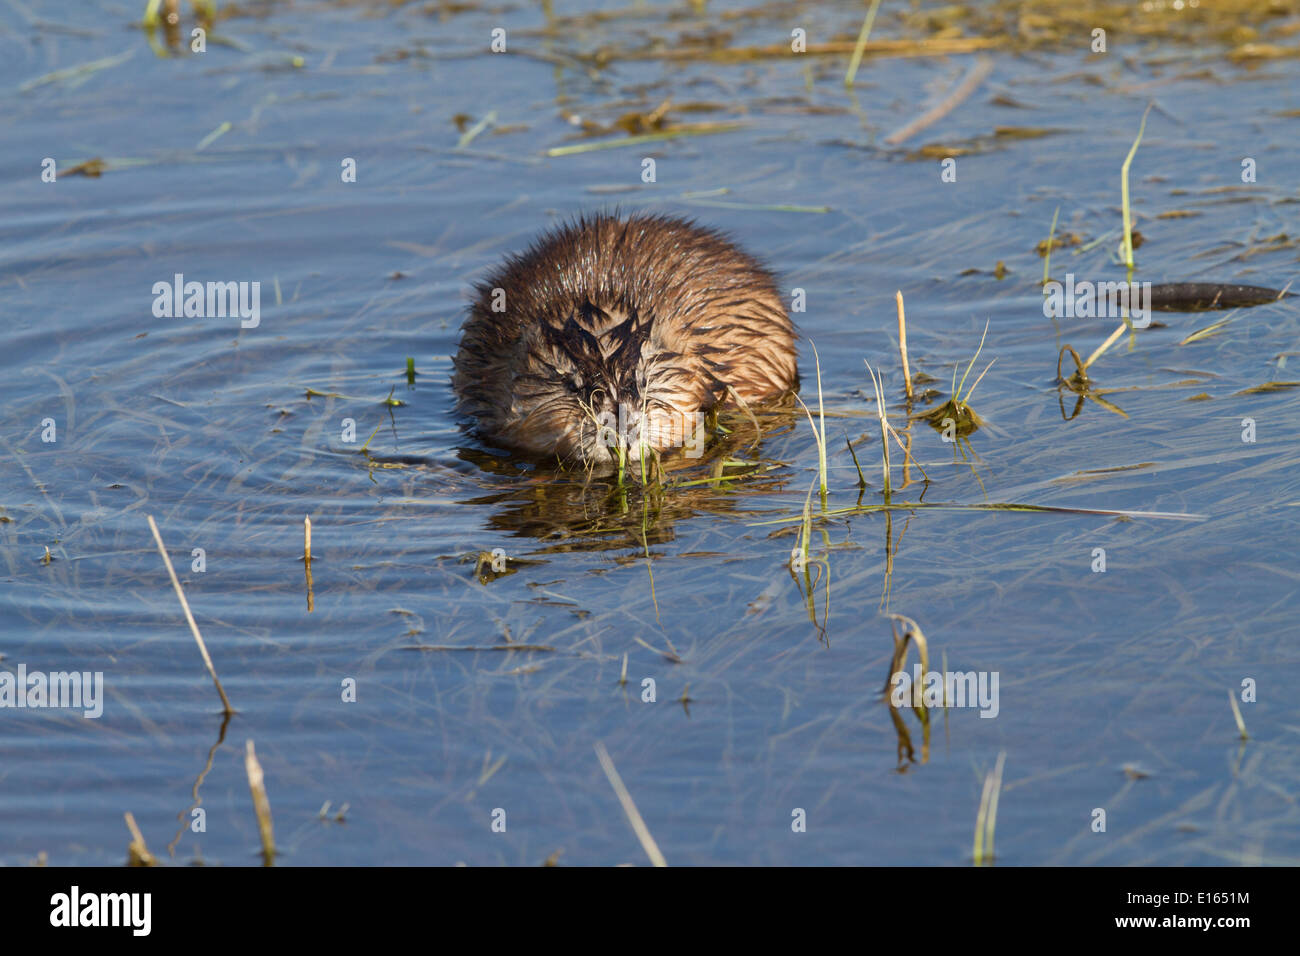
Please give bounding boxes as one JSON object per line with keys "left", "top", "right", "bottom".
{"left": 1149, "top": 282, "right": 1294, "bottom": 312}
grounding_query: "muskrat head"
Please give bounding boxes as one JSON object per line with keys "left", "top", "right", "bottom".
{"left": 451, "top": 213, "right": 798, "bottom": 468}
{"left": 502, "top": 300, "right": 702, "bottom": 467}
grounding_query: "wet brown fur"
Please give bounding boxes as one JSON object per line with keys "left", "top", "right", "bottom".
{"left": 451, "top": 213, "right": 798, "bottom": 465}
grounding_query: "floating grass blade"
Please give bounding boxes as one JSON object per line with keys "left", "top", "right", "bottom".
{"left": 594, "top": 742, "right": 667, "bottom": 867}
{"left": 844, "top": 0, "right": 885, "bottom": 88}
{"left": 195, "top": 121, "right": 231, "bottom": 152}
{"left": 1081, "top": 320, "right": 1128, "bottom": 371}
{"left": 547, "top": 123, "right": 745, "bottom": 157}
{"left": 357, "top": 422, "right": 384, "bottom": 455}
{"left": 1121, "top": 104, "right": 1153, "bottom": 270}
{"left": 631, "top": 634, "right": 683, "bottom": 664}
{"left": 973, "top": 751, "right": 1006, "bottom": 866}
{"left": 962, "top": 358, "right": 996, "bottom": 405}
{"left": 1228, "top": 690, "right": 1250, "bottom": 741}
{"left": 1042, "top": 205, "right": 1060, "bottom": 290}
{"left": 20, "top": 48, "right": 136, "bottom": 93}
{"left": 865, "top": 361, "right": 891, "bottom": 500}
{"left": 457, "top": 110, "right": 497, "bottom": 149}
{"left": 1180, "top": 313, "right": 1238, "bottom": 346}
{"left": 954, "top": 318, "right": 991, "bottom": 401}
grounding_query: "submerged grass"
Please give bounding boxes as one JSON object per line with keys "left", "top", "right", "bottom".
{"left": 244, "top": 740, "right": 277, "bottom": 866}
{"left": 924, "top": 319, "right": 993, "bottom": 437}
{"left": 1228, "top": 690, "right": 1250, "bottom": 741}
{"left": 19, "top": 48, "right": 135, "bottom": 93}
{"left": 754, "top": 500, "right": 1204, "bottom": 528}
{"left": 594, "top": 741, "right": 667, "bottom": 867}
{"left": 1063, "top": 105, "right": 1155, "bottom": 382}
{"left": 546, "top": 123, "right": 746, "bottom": 157}
{"left": 973, "top": 752, "right": 1006, "bottom": 866}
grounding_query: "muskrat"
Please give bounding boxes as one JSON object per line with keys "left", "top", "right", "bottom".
{"left": 452, "top": 213, "right": 797, "bottom": 465}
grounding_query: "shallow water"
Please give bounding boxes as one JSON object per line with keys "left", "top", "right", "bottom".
{"left": 2, "top": 0, "right": 1299, "bottom": 865}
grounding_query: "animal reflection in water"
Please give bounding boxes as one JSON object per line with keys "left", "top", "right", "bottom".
{"left": 456, "top": 404, "right": 801, "bottom": 551}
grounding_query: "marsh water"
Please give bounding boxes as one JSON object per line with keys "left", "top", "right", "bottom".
{"left": 3, "top": 0, "right": 1299, "bottom": 865}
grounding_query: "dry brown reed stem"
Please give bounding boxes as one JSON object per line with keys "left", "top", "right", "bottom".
{"left": 245, "top": 740, "right": 276, "bottom": 866}
{"left": 304, "top": 515, "right": 315, "bottom": 612}
{"left": 884, "top": 56, "right": 995, "bottom": 145}
{"left": 124, "top": 812, "right": 157, "bottom": 866}
{"left": 621, "top": 37, "right": 1001, "bottom": 64}
{"left": 146, "top": 514, "right": 234, "bottom": 715}
{"left": 896, "top": 291, "right": 913, "bottom": 401}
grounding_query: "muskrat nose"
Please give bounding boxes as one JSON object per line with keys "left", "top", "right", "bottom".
{"left": 592, "top": 404, "right": 644, "bottom": 456}
{"left": 593, "top": 404, "right": 621, "bottom": 449}
{"left": 619, "top": 408, "right": 659, "bottom": 462}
